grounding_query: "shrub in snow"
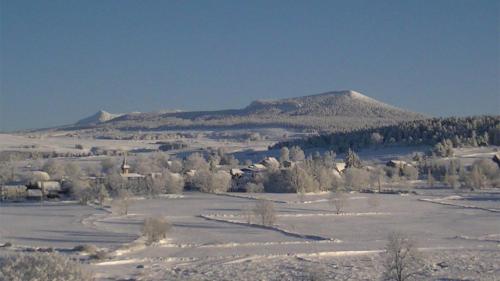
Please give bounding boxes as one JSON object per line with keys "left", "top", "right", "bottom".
{"left": 142, "top": 216, "right": 172, "bottom": 244}
{"left": 383, "top": 232, "right": 424, "bottom": 281}
{"left": 0, "top": 252, "right": 93, "bottom": 281}
{"left": 252, "top": 199, "right": 276, "bottom": 226}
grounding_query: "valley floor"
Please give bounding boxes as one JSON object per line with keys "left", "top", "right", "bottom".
{"left": 1, "top": 190, "right": 499, "bottom": 280}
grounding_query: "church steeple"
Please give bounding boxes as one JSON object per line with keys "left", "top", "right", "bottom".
{"left": 121, "top": 155, "right": 130, "bottom": 175}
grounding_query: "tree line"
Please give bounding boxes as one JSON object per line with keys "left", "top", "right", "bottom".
{"left": 271, "top": 115, "right": 500, "bottom": 153}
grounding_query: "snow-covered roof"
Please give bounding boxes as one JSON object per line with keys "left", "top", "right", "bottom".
{"left": 31, "top": 171, "right": 50, "bottom": 181}
{"left": 249, "top": 163, "right": 266, "bottom": 170}
{"left": 36, "top": 181, "right": 61, "bottom": 191}
{"left": 230, "top": 168, "right": 244, "bottom": 176}
{"left": 334, "top": 162, "right": 346, "bottom": 172}
{"left": 120, "top": 173, "right": 144, "bottom": 178}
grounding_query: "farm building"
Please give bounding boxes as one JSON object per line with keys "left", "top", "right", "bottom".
{"left": 27, "top": 189, "right": 43, "bottom": 200}
{"left": 386, "top": 160, "right": 409, "bottom": 169}
{"left": 0, "top": 185, "right": 27, "bottom": 201}
{"left": 34, "top": 181, "right": 62, "bottom": 198}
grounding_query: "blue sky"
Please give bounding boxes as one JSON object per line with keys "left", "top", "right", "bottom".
{"left": 1, "top": 0, "right": 498, "bottom": 131}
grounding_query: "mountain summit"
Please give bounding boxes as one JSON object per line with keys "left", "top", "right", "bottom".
{"left": 72, "top": 90, "right": 426, "bottom": 131}
{"left": 76, "top": 110, "right": 122, "bottom": 125}
{"left": 242, "top": 90, "right": 423, "bottom": 119}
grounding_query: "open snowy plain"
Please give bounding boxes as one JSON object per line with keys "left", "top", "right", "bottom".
{"left": 1, "top": 190, "right": 499, "bottom": 280}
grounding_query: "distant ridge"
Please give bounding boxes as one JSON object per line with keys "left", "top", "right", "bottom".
{"left": 69, "top": 90, "right": 427, "bottom": 131}
{"left": 76, "top": 110, "right": 122, "bottom": 125}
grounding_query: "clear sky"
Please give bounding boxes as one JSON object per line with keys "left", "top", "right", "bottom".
{"left": 1, "top": 0, "right": 499, "bottom": 131}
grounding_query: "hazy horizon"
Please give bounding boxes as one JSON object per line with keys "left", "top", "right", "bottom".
{"left": 1, "top": 0, "right": 499, "bottom": 131}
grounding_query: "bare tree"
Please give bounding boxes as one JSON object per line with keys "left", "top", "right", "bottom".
{"left": 344, "top": 168, "right": 369, "bottom": 191}
{"left": 167, "top": 158, "right": 183, "bottom": 173}
{"left": 279, "top": 147, "right": 290, "bottom": 163}
{"left": 370, "top": 167, "right": 385, "bottom": 192}
{"left": 345, "top": 148, "right": 362, "bottom": 168}
{"left": 401, "top": 165, "right": 419, "bottom": 181}
{"left": 289, "top": 146, "right": 305, "bottom": 162}
{"left": 164, "top": 172, "right": 184, "bottom": 194}
{"left": 70, "top": 179, "right": 92, "bottom": 205}
{"left": 64, "top": 162, "right": 82, "bottom": 181}
{"left": 184, "top": 152, "right": 209, "bottom": 171}
{"left": 192, "top": 169, "right": 231, "bottom": 193}
{"left": 426, "top": 168, "right": 435, "bottom": 188}
{"left": 288, "top": 165, "right": 319, "bottom": 193}
{"left": 42, "top": 159, "right": 64, "bottom": 179}
{"left": 253, "top": 199, "right": 276, "bottom": 226}
{"left": 464, "top": 165, "right": 486, "bottom": 190}
{"left": 383, "top": 232, "right": 424, "bottom": 281}
{"left": 329, "top": 191, "right": 348, "bottom": 214}
{"left": 0, "top": 160, "right": 15, "bottom": 185}
{"left": 242, "top": 206, "right": 254, "bottom": 224}
{"left": 101, "top": 158, "right": 117, "bottom": 175}
{"left": 96, "top": 184, "right": 109, "bottom": 206}
{"left": 113, "top": 189, "right": 132, "bottom": 215}
{"left": 142, "top": 216, "right": 172, "bottom": 244}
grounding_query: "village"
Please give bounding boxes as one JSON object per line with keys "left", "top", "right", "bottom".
{"left": 0, "top": 146, "right": 449, "bottom": 202}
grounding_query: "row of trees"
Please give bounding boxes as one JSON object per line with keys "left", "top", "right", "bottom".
{"left": 272, "top": 116, "right": 500, "bottom": 153}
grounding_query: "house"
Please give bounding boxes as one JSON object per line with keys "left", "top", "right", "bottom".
{"left": 35, "top": 181, "right": 62, "bottom": 197}
{"left": 247, "top": 163, "right": 266, "bottom": 171}
{"left": 230, "top": 168, "right": 244, "bottom": 179}
{"left": 0, "top": 185, "right": 27, "bottom": 201}
{"left": 386, "top": 160, "right": 409, "bottom": 169}
{"left": 27, "top": 189, "right": 43, "bottom": 200}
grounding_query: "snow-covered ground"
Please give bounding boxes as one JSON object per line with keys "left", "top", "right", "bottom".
{"left": 1, "top": 191, "right": 499, "bottom": 280}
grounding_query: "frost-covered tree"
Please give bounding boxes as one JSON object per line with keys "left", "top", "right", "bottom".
{"left": 184, "top": 152, "right": 209, "bottom": 171}
{"left": 0, "top": 252, "right": 93, "bottom": 281}
{"left": 279, "top": 147, "right": 290, "bottom": 163}
{"left": 252, "top": 200, "right": 276, "bottom": 226}
{"left": 344, "top": 149, "right": 362, "bottom": 168}
{"left": 142, "top": 216, "right": 171, "bottom": 244}
{"left": 289, "top": 146, "right": 305, "bottom": 162}
{"left": 383, "top": 232, "right": 424, "bottom": 281}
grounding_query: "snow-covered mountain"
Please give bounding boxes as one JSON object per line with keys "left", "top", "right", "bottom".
{"left": 71, "top": 90, "right": 426, "bottom": 131}
{"left": 75, "top": 110, "right": 122, "bottom": 125}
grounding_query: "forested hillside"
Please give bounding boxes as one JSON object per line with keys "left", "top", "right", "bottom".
{"left": 271, "top": 116, "right": 500, "bottom": 153}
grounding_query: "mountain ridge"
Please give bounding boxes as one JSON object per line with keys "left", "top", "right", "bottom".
{"left": 72, "top": 90, "right": 427, "bottom": 131}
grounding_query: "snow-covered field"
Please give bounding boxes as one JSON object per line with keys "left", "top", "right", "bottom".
{"left": 1, "top": 191, "right": 499, "bottom": 280}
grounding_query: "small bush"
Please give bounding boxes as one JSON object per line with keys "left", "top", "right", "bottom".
{"left": 73, "top": 244, "right": 98, "bottom": 255}
{"left": 142, "top": 216, "right": 172, "bottom": 244}
{"left": 89, "top": 250, "right": 108, "bottom": 260}
{"left": 0, "top": 252, "right": 93, "bottom": 281}
{"left": 383, "top": 232, "right": 424, "bottom": 281}
{"left": 253, "top": 200, "right": 276, "bottom": 226}
{"left": 244, "top": 182, "right": 264, "bottom": 193}
{"left": 329, "top": 191, "right": 348, "bottom": 214}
